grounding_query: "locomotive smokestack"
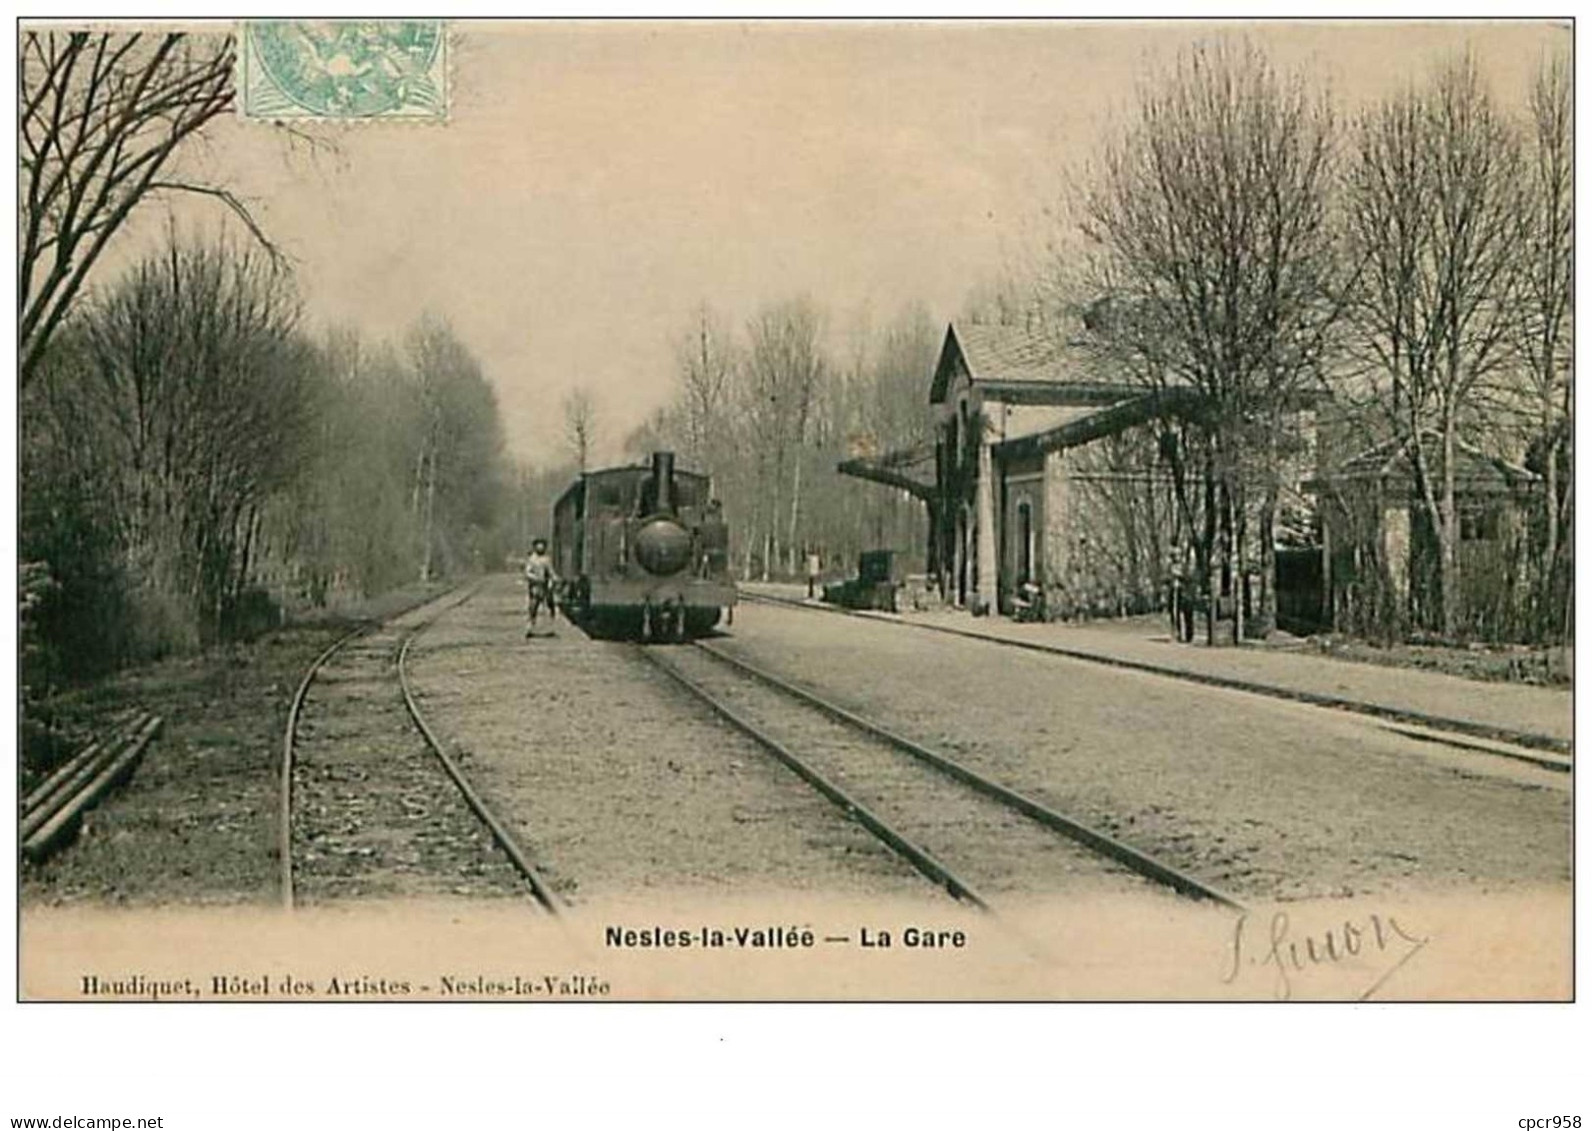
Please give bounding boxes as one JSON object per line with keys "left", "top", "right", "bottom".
{"left": 649, "top": 451, "right": 676, "bottom": 515}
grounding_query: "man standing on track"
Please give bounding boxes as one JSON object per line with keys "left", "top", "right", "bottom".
{"left": 524, "top": 538, "right": 558, "bottom": 637}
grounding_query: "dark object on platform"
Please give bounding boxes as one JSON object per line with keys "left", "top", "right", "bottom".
{"left": 552, "top": 451, "right": 737, "bottom": 640}
{"left": 1275, "top": 546, "right": 1327, "bottom": 636}
{"left": 1012, "top": 581, "right": 1046, "bottom": 623}
{"left": 823, "top": 550, "right": 905, "bottom": 612}
{"left": 20, "top": 710, "right": 163, "bottom": 862}
{"left": 857, "top": 549, "right": 905, "bottom": 586}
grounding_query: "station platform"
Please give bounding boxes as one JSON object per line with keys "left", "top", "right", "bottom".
{"left": 740, "top": 582, "right": 1572, "bottom": 753}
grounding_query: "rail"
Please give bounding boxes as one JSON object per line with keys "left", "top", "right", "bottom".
{"left": 281, "top": 583, "right": 560, "bottom": 913}
{"left": 639, "top": 645, "right": 991, "bottom": 909}
{"left": 740, "top": 589, "right": 1569, "bottom": 770}
{"left": 397, "top": 620, "right": 562, "bottom": 914}
{"left": 690, "top": 639, "right": 1245, "bottom": 910}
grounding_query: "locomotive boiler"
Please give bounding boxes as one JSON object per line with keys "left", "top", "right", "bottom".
{"left": 551, "top": 451, "right": 736, "bottom": 639}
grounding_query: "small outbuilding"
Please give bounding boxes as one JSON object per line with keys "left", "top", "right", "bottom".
{"left": 1304, "top": 431, "right": 1540, "bottom": 636}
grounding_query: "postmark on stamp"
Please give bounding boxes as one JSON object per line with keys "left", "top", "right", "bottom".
{"left": 238, "top": 20, "right": 447, "bottom": 122}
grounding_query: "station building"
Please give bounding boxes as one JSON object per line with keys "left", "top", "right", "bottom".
{"left": 842, "top": 319, "right": 1541, "bottom": 635}
{"left": 840, "top": 319, "right": 1196, "bottom": 618}
{"left": 928, "top": 321, "right": 1200, "bottom": 615}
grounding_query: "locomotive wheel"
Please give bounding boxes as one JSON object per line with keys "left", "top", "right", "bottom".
{"left": 590, "top": 608, "right": 643, "bottom": 640}
{"left": 684, "top": 608, "right": 721, "bottom": 637}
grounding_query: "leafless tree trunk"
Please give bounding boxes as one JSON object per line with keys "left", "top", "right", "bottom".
{"left": 407, "top": 316, "right": 506, "bottom": 583}
{"left": 420, "top": 443, "right": 438, "bottom": 582}
{"left": 563, "top": 387, "right": 600, "bottom": 472}
{"left": 1257, "top": 492, "right": 1277, "bottom": 636}
{"left": 787, "top": 456, "right": 804, "bottom": 574}
{"left": 1517, "top": 52, "right": 1573, "bottom": 639}
{"left": 676, "top": 304, "right": 736, "bottom": 476}
{"left": 744, "top": 298, "right": 826, "bottom": 580}
{"left": 1080, "top": 39, "right": 1338, "bottom": 644}
{"left": 1343, "top": 54, "right": 1522, "bottom": 639}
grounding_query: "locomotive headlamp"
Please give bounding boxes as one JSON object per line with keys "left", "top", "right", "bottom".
{"left": 634, "top": 518, "right": 692, "bottom": 576}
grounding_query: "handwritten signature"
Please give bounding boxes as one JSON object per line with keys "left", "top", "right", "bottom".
{"left": 1220, "top": 910, "right": 1430, "bottom": 1000}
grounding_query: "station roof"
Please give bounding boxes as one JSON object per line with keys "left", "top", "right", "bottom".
{"left": 1304, "top": 432, "right": 1539, "bottom": 497}
{"left": 929, "top": 321, "right": 1143, "bottom": 407}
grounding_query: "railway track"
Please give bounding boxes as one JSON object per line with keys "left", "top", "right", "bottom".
{"left": 281, "top": 585, "right": 559, "bottom": 913}
{"left": 641, "top": 639, "right": 1244, "bottom": 914}
{"left": 741, "top": 590, "right": 1570, "bottom": 775}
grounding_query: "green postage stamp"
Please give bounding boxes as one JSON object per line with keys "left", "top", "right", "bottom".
{"left": 238, "top": 20, "right": 447, "bottom": 121}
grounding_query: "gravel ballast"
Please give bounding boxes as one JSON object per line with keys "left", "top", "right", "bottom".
{"left": 402, "top": 578, "right": 932, "bottom": 905}
{"left": 712, "top": 601, "right": 1570, "bottom": 902}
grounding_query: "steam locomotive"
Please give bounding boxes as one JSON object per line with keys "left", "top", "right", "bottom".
{"left": 551, "top": 451, "right": 736, "bottom": 639}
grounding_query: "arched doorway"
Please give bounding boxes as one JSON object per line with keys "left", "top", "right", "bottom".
{"left": 1016, "top": 500, "right": 1033, "bottom": 585}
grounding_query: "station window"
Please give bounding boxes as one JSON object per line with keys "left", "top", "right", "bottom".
{"left": 1459, "top": 504, "right": 1500, "bottom": 542}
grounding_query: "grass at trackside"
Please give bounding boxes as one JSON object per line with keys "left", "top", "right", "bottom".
{"left": 1298, "top": 635, "right": 1572, "bottom": 689}
{"left": 19, "top": 580, "right": 458, "bottom": 905}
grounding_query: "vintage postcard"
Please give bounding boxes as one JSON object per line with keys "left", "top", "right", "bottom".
{"left": 14, "top": 18, "right": 1573, "bottom": 1017}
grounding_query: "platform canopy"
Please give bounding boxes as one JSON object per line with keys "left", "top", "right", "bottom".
{"left": 836, "top": 440, "right": 936, "bottom": 501}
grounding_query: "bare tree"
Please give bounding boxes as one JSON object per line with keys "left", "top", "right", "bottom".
{"left": 278, "top": 330, "right": 430, "bottom": 600}
{"left": 622, "top": 403, "right": 682, "bottom": 463}
{"left": 77, "top": 238, "right": 310, "bottom": 643}
{"left": 1343, "top": 54, "right": 1522, "bottom": 638}
{"left": 1516, "top": 52, "right": 1573, "bottom": 637}
{"left": 16, "top": 29, "right": 274, "bottom": 388}
{"left": 1081, "top": 40, "right": 1338, "bottom": 641}
{"left": 674, "top": 304, "right": 737, "bottom": 477}
{"left": 409, "top": 317, "right": 507, "bottom": 581}
{"left": 743, "top": 298, "right": 825, "bottom": 578}
{"left": 833, "top": 304, "right": 940, "bottom": 567}
{"left": 563, "top": 386, "right": 600, "bottom": 472}
{"left": 859, "top": 303, "right": 938, "bottom": 453}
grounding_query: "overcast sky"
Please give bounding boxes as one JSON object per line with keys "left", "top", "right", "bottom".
{"left": 136, "top": 19, "right": 1566, "bottom": 466}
